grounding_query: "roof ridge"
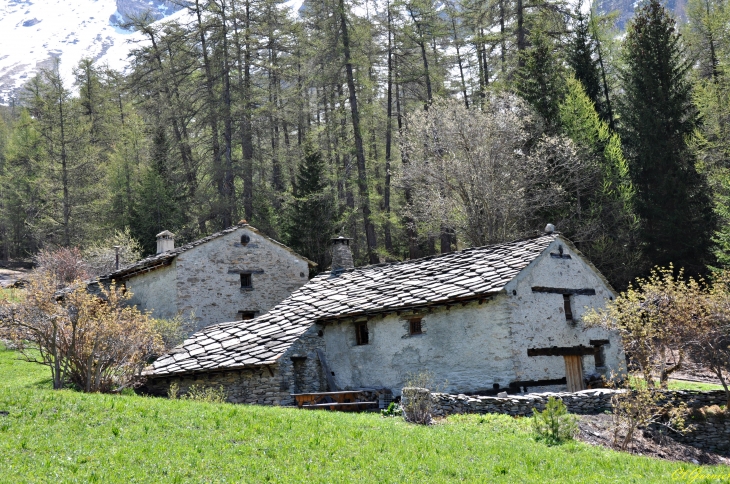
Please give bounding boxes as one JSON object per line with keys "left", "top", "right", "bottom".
{"left": 318, "top": 232, "right": 557, "bottom": 277}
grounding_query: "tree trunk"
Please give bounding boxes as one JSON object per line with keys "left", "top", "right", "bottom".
{"left": 338, "top": 2, "right": 378, "bottom": 263}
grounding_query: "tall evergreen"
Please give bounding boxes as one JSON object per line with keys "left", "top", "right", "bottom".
{"left": 568, "top": 10, "right": 606, "bottom": 121}
{"left": 515, "top": 28, "right": 566, "bottom": 130}
{"left": 619, "top": 0, "right": 716, "bottom": 274}
{"left": 285, "top": 145, "right": 337, "bottom": 274}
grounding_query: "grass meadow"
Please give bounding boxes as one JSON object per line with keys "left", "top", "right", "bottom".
{"left": 1, "top": 343, "right": 728, "bottom": 483}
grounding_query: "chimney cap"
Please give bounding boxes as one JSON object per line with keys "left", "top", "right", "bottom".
{"left": 332, "top": 235, "right": 352, "bottom": 245}
{"left": 544, "top": 223, "right": 555, "bottom": 234}
{"left": 156, "top": 230, "right": 175, "bottom": 239}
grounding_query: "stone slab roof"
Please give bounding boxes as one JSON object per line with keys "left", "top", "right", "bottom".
{"left": 99, "top": 224, "right": 315, "bottom": 282}
{"left": 144, "top": 233, "right": 560, "bottom": 377}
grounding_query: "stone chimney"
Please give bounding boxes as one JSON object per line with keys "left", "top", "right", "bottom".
{"left": 156, "top": 230, "right": 175, "bottom": 254}
{"left": 331, "top": 236, "right": 354, "bottom": 273}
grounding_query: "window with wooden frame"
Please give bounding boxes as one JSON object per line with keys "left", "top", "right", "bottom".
{"left": 240, "top": 273, "right": 252, "bottom": 289}
{"left": 563, "top": 294, "right": 573, "bottom": 321}
{"left": 355, "top": 322, "right": 369, "bottom": 345}
{"left": 409, "top": 317, "right": 423, "bottom": 335}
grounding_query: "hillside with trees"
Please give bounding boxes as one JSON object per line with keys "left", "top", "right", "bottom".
{"left": 0, "top": 0, "right": 727, "bottom": 288}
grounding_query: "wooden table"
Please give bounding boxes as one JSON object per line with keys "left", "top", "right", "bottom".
{"left": 291, "top": 391, "right": 377, "bottom": 412}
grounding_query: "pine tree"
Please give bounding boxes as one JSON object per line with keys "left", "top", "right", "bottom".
{"left": 619, "top": 0, "right": 716, "bottom": 274}
{"left": 285, "top": 144, "right": 337, "bottom": 273}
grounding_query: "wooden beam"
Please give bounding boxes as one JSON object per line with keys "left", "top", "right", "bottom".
{"left": 531, "top": 287, "right": 596, "bottom": 296}
{"left": 527, "top": 345, "right": 596, "bottom": 357}
{"left": 316, "top": 349, "right": 339, "bottom": 392}
{"left": 589, "top": 339, "right": 610, "bottom": 346}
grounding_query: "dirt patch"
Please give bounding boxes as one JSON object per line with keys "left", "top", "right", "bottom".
{"left": 577, "top": 413, "right": 730, "bottom": 465}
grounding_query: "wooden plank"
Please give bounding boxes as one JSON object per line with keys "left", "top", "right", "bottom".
{"left": 316, "top": 349, "right": 339, "bottom": 392}
{"left": 531, "top": 287, "right": 596, "bottom": 296}
{"left": 527, "top": 345, "right": 596, "bottom": 357}
{"left": 564, "top": 355, "right": 586, "bottom": 392}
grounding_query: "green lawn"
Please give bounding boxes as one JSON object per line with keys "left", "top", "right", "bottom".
{"left": 667, "top": 379, "right": 726, "bottom": 392}
{"left": 1, "top": 345, "right": 728, "bottom": 483}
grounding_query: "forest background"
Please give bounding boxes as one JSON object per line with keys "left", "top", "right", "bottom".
{"left": 0, "top": 0, "right": 727, "bottom": 290}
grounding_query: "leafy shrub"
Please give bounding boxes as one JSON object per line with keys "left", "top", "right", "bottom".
{"left": 532, "top": 397, "right": 578, "bottom": 445}
{"left": 381, "top": 402, "right": 402, "bottom": 417}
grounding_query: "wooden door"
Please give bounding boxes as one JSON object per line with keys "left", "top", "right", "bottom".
{"left": 563, "top": 355, "right": 586, "bottom": 392}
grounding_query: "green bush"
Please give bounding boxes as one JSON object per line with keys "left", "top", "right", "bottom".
{"left": 532, "top": 397, "right": 579, "bottom": 445}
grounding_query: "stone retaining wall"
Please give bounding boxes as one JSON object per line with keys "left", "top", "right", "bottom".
{"left": 430, "top": 389, "right": 728, "bottom": 418}
{"left": 674, "top": 415, "right": 730, "bottom": 454}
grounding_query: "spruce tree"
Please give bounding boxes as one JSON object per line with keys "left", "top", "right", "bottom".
{"left": 619, "top": 0, "right": 716, "bottom": 274}
{"left": 568, "top": 11, "right": 605, "bottom": 120}
{"left": 285, "top": 144, "right": 337, "bottom": 274}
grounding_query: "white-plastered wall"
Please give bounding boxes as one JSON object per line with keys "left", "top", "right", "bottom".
{"left": 322, "top": 298, "right": 515, "bottom": 395}
{"left": 503, "top": 238, "right": 625, "bottom": 387}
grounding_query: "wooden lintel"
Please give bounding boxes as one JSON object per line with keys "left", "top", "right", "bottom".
{"left": 589, "top": 339, "right": 610, "bottom": 346}
{"left": 531, "top": 287, "right": 596, "bottom": 296}
{"left": 527, "top": 345, "right": 597, "bottom": 357}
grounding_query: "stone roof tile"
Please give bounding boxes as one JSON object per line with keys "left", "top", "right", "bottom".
{"left": 143, "top": 234, "right": 559, "bottom": 377}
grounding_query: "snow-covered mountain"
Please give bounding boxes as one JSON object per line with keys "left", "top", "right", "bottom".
{"left": 0, "top": 0, "right": 187, "bottom": 104}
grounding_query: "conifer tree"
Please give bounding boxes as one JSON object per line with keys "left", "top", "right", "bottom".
{"left": 515, "top": 28, "right": 566, "bottom": 130}
{"left": 285, "top": 144, "right": 337, "bottom": 273}
{"left": 619, "top": 0, "right": 716, "bottom": 274}
{"left": 568, "top": 10, "right": 605, "bottom": 120}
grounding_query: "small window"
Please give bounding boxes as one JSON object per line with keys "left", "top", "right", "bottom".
{"left": 563, "top": 294, "right": 573, "bottom": 321}
{"left": 594, "top": 345, "right": 606, "bottom": 368}
{"left": 241, "top": 273, "right": 252, "bottom": 288}
{"left": 237, "top": 311, "right": 256, "bottom": 320}
{"left": 240, "top": 234, "right": 250, "bottom": 245}
{"left": 409, "top": 318, "right": 422, "bottom": 335}
{"left": 355, "top": 322, "right": 369, "bottom": 345}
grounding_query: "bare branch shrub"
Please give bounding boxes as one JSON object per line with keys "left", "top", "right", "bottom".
{"left": 0, "top": 268, "right": 163, "bottom": 392}
{"left": 34, "top": 247, "right": 89, "bottom": 287}
{"left": 609, "top": 379, "right": 687, "bottom": 451}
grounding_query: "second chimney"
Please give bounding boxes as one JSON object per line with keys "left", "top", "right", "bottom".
{"left": 331, "top": 236, "right": 354, "bottom": 273}
{"left": 156, "top": 230, "right": 175, "bottom": 254}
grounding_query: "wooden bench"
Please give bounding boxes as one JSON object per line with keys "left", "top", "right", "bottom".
{"left": 291, "top": 391, "right": 377, "bottom": 412}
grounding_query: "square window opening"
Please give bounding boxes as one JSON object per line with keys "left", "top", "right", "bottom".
{"left": 355, "top": 322, "right": 369, "bottom": 345}
{"left": 237, "top": 311, "right": 256, "bottom": 321}
{"left": 409, "top": 318, "right": 422, "bottom": 335}
{"left": 241, "top": 273, "right": 252, "bottom": 289}
{"left": 563, "top": 294, "right": 573, "bottom": 321}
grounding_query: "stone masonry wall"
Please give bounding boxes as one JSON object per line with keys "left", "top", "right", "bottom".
{"left": 140, "top": 325, "right": 330, "bottom": 406}
{"left": 141, "top": 364, "right": 290, "bottom": 405}
{"left": 175, "top": 227, "right": 310, "bottom": 332}
{"left": 430, "top": 389, "right": 729, "bottom": 417}
{"left": 671, "top": 415, "right": 730, "bottom": 455}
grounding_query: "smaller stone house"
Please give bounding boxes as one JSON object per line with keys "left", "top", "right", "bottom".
{"left": 100, "top": 224, "right": 315, "bottom": 332}
{"left": 140, "top": 229, "right": 625, "bottom": 405}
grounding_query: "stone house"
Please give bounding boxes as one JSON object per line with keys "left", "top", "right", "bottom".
{"left": 140, "top": 229, "right": 625, "bottom": 405}
{"left": 100, "top": 224, "right": 315, "bottom": 333}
